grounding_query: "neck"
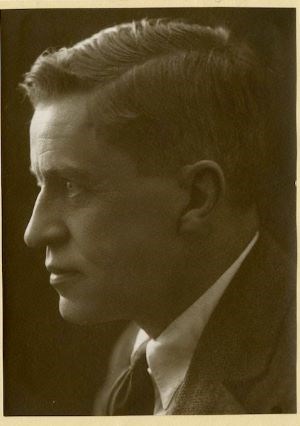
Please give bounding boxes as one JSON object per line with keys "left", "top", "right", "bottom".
{"left": 136, "top": 205, "right": 259, "bottom": 338}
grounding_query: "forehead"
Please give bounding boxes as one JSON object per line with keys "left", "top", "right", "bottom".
{"left": 29, "top": 94, "right": 137, "bottom": 179}
{"left": 30, "top": 94, "right": 93, "bottom": 142}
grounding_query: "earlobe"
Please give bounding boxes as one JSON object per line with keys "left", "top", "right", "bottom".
{"left": 178, "top": 160, "right": 225, "bottom": 235}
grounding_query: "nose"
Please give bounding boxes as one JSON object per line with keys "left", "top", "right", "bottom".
{"left": 24, "top": 193, "right": 69, "bottom": 248}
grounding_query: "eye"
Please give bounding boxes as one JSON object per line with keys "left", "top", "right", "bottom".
{"left": 64, "top": 180, "right": 84, "bottom": 198}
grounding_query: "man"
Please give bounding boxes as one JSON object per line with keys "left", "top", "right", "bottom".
{"left": 22, "top": 18, "right": 296, "bottom": 414}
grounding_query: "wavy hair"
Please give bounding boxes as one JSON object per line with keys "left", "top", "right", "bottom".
{"left": 21, "top": 18, "right": 270, "bottom": 208}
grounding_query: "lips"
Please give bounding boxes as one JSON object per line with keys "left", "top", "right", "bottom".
{"left": 46, "top": 265, "right": 81, "bottom": 286}
{"left": 49, "top": 271, "right": 81, "bottom": 285}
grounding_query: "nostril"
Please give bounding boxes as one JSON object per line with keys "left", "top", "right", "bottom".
{"left": 24, "top": 219, "right": 69, "bottom": 249}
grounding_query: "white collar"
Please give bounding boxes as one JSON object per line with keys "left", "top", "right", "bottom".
{"left": 132, "top": 232, "right": 259, "bottom": 411}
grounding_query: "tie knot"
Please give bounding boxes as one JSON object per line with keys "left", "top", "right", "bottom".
{"left": 107, "top": 338, "right": 154, "bottom": 415}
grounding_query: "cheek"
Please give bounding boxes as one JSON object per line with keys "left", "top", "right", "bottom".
{"left": 69, "top": 192, "right": 181, "bottom": 268}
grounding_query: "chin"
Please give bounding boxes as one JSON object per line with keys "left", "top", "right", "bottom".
{"left": 58, "top": 296, "right": 121, "bottom": 325}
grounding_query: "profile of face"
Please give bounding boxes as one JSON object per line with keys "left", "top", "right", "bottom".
{"left": 24, "top": 93, "right": 189, "bottom": 327}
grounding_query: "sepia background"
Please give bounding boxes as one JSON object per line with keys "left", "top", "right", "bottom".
{"left": 2, "top": 7, "right": 296, "bottom": 415}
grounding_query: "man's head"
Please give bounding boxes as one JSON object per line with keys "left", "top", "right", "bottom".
{"left": 23, "top": 19, "right": 268, "bottom": 336}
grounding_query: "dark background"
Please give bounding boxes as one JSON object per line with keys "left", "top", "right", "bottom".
{"left": 2, "top": 8, "right": 296, "bottom": 415}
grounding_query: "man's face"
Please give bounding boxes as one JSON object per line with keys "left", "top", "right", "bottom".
{"left": 24, "top": 94, "right": 187, "bottom": 326}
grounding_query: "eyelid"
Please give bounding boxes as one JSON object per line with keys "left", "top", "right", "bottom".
{"left": 63, "top": 178, "right": 85, "bottom": 197}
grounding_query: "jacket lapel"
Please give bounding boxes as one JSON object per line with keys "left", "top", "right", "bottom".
{"left": 171, "top": 232, "right": 295, "bottom": 414}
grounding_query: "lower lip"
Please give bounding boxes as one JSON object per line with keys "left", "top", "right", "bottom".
{"left": 49, "top": 272, "right": 82, "bottom": 286}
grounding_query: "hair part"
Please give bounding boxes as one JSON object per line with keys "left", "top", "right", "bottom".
{"left": 21, "top": 18, "right": 271, "bottom": 209}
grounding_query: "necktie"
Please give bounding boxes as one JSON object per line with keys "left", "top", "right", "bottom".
{"left": 107, "top": 341, "right": 155, "bottom": 415}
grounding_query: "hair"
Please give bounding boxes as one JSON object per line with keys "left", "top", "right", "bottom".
{"left": 21, "top": 18, "right": 271, "bottom": 209}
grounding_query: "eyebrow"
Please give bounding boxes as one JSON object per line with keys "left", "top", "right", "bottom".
{"left": 29, "top": 165, "right": 95, "bottom": 184}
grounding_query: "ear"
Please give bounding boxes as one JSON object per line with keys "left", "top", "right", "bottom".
{"left": 178, "top": 160, "right": 226, "bottom": 235}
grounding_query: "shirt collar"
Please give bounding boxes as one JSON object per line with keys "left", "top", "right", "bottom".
{"left": 132, "top": 232, "right": 259, "bottom": 410}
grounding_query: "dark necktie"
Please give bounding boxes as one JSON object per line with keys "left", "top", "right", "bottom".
{"left": 107, "top": 341, "right": 155, "bottom": 415}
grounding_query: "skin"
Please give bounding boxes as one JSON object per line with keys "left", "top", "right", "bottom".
{"left": 24, "top": 93, "right": 259, "bottom": 338}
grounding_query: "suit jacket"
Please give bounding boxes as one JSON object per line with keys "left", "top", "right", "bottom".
{"left": 93, "top": 232, "right": 296, "bottom": 414}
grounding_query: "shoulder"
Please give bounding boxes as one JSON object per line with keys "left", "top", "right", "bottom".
{"left": 173, "top": 231, "right": 296, "bottom": 414}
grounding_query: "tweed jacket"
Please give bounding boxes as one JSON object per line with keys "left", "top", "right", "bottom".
{"left": 93, "top": 232, "right": 296, "bottom": 415}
